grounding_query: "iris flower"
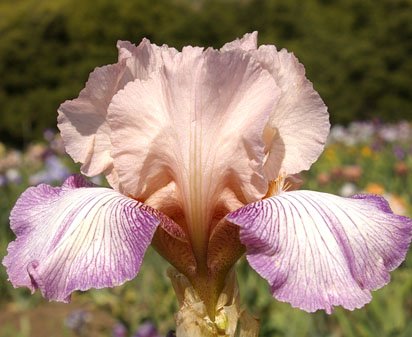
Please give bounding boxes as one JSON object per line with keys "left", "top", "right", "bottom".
{"left": 4, "top": 32, "right": 412, "bottom": 336}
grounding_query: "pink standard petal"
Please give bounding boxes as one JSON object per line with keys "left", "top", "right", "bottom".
{"left": 3, "top": 175, "right": 161, "bottom": 302}
{"left": 252, "top": 43, "right": 330, "bottom": 179}
{"left": 222, "top": 32, "right": 330, "bottom": 179}
{"left": 57, "top": 39, "right": 174, "bottom": 188}
{"left": 220, "top": 31, "right": 258, "bottom": 52}
{"left": 227, "top": 191, "right": 412, "bottom": 313}
{"left": 117, "top": 40, "right": 138, "bottom": 61}
{"left": 108, "top": 47, "right": 279, "bottom": 202}
{"left": 58, "top": 62, "right": 132, "bottom": 181}
{"left": 108, "top": 47, "right": 280, "bottom": 251}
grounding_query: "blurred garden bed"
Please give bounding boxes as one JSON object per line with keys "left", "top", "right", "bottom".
{"left": 1, "top": 120, "right": 412, "bottom": 337}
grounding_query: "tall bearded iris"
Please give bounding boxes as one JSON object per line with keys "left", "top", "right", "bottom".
{"left": 4, "top": 32, "right": 412, "bottom": 336}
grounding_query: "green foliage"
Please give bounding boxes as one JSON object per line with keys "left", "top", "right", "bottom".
{"left": 0, "top": 0, "right": 411, "bottom": 145}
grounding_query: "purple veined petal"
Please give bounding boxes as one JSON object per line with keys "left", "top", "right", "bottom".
{"left": 3, "top": 175, "right": 161, "bottom": 302}
{"left": 227, "top": 191, "right": 412, "bottom": 313}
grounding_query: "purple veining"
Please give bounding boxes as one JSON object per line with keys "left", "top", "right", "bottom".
{"left": 227, "top": 191, "right": 412, "bottom": 313}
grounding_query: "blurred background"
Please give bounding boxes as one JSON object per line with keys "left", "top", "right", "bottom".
{"left": 0, "top": 0, "right": 411, "bottom": 336}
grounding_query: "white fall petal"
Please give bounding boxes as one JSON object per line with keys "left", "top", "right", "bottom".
{"left": 227, "top": 191, "right": 412, "bottom": 313}
{"left": 3, "top": 175, "right": 161, "bottom": 302}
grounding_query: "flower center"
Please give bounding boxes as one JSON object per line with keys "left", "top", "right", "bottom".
{"left": 264, "top": 173, "right": 303, "bottom": 199}
{"left": 264, "top": 174, "right": 287, "bottom": 198}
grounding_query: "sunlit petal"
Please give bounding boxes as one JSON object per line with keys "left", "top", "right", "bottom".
{"left": 221, "top": 32, "right": 330, "bottom": 179}
{"left": 252, "top": 46, "right": 330, "bottom": 178}
{"left": 221, "top": 31, "right": 258, "bottom": 52}
{"left": 108, "top": 47, "right": 279, "bottom": 254}
{"left": 57, "top": 39, "right": 172, "bottom": 188}
{"left": 58, "top": 62, "right": 131, "bottom": 182}
{"left": 117, "top": 40, "right": 137, "bottom": 62}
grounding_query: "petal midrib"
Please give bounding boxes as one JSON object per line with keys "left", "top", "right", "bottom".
{"left": 188, "top": 62, "right": 207, "bottom": 265}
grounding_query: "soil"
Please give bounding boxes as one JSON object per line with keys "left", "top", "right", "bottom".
{"left": 0, "top": 297, "right": 114, "bottom": 337}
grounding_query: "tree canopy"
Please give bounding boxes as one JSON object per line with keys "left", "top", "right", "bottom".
{"left": 1, "top": 0, "right": 411, "bottom": 145}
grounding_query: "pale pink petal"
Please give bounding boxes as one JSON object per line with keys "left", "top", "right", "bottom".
{"left": 108, "top": 47, "right": 279, "bottom": 252}
{"left": 58, "top": 62, "right": 131, "bottom": 182}
{"left": 3, "top": 175, "right": 161, "bottom": 302}
{"left": 227, "top": 191, "right": 412, "bottom": 313}
{"left": 224, "top": 32, "right": 330, "bottom": 178}
{"left": 57, "top": 39, "right": 172, "bottom": 189}
{"left": 221, "top": 31, "right": 258, "bottom": 52}
{"left": 123, "top": 39, "right": 178, "bottom": 80}
{"left": 117, "top": 40, "right": 137, "bottom": 61}
{"left": 252, "top": 46, "right": 330, "bottom": 178}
